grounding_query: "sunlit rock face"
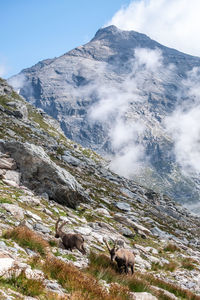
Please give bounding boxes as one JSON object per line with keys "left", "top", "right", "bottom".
{"left": 10, "top": 25, "right": 200, "bottom": 209}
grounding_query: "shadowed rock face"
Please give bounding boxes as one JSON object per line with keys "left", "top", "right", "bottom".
{"left": 10, "top": 25, "right": 200, "bottom": 207}
{"left": 0, "top": 141, "right": 89, "bottom": 208}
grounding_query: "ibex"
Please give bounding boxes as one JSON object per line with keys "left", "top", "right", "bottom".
{"left": 104, "top": 238, "right": 135, "bottom": 275}
{"left": 55, "top": 218, "right": 86, "bottom": 254}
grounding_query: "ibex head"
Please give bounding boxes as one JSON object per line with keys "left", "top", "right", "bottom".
{"left": 55, "top": 218, "right": 67, "bottom": 238}
{"left": 103, "top": 237, "right": 119, "bottom": 261}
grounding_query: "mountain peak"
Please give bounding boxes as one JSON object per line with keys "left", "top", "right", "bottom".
{"left": 91, "top": 25, "right": 149, "bottom": 42}
{"left": 91, "top": 25, "right": 124, "bottom": 41}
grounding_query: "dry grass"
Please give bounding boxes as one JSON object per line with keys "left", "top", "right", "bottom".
{"left": 87, "top": 252, "right": 199, "bottom": 300}
{"left": 3, "top": 226, "right": 49, "bottom": 256}
{"left": 181, "top": 257, "right": 199, "bottom": 270}
{"left": 141, "top": 273, "right": 200, "bottom": 300}
{"left": 0, "top": 269, "right": 45, "bottom": 297}
{"left": 151, "top": 261, "right": 178, "bottom": 272}
{"left": 41, "top": 292, "right": 69, "bottom": 300}
{"left": 42, "top": 255, "right": 129, "bottom": 300}
{"left": 87, "top": 252, "right": 150, "bottom": 293}
{"left": 163, "top": 243, "right": 180, "bottom": 253}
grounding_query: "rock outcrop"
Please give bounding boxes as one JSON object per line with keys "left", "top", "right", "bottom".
{"left": 0, "top": 141, "right": 89, "bottom": 208}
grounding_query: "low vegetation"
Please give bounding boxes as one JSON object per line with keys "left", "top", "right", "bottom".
{"left": 0, "top": 269, "right": 44, "bottom": 297}
{"left": 86, "top": 252, "right": 150, "bottom": 293}
{"left": 151, "top": 261, "right": 178, "bottom": 272}
{"left": 141, "top": 273, "right": 200, "bottom": 300}
{"left": 3, "top": 226, "right": 49, "bottom": 256}
{"left": 42, "top": 255, "right": 127, "bottom": 300}
{"left": 181, "top": 257, "right": 199, "bottom": 270}
{"left": 163, "top": 242, "right": 180, "bottom": 253}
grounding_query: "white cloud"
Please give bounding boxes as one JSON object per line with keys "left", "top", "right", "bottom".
{"left": 88, "top": 48, "right": 172, "bottom": 178}
{"left": 108, "top": 0, "right": 200, "bottom": 56}
{"left": 0, "top": 64, "right": 6, "bottom": 78}
{"left": 164, "top": 67, "right": 200, "bottom": 175}
{"left": 8, "top": 74, "right": 26, "bottom": 93}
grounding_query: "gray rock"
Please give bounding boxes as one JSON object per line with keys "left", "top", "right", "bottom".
{"left": 1, "top": 203, "right": 24, "bottom": 220}
{"left": 95, "top": 207, "right": 110, "bottom": 216}
{"left": 25, "top": 211, "right": 42, "bottom": 221}
{"left": 62, "top": 154, "right": 82, "bottom": 167}
{"left": 120, "top": 227, "right": 135, "bottom": 238}
{"left": 0, "top": 241, "right": 7, "bottom": 249}
{"left": 33, "top": 223, "right": 51, "bottom": 234}
{"left": 131, "top": 292, "right": 157, "bottom": 300}
{"left": 0, "top": 156, "right": 16, "bottom": 170}
{"left": 115, "top": 202, "right": 131, "bottom": 212}
{"left": 2, "top": 170, "right": 21, "bottom": 186}
{"left": 0, "top": 141, "right": 89, "bottom": 208}
{"left": 41, "top": 192, "right": 49, "bottom": 200}
{"left": 151, "top": 226, "right": 170, "bottom": 239}
{"left": 74, "top": 226, "right": 92, "bottom": 236}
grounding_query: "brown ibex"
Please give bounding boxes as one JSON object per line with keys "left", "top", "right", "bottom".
{"left": 55, "top": 218, "right": 86, "bottom": 254}
{"left": 104, "top": 238, "right": 135, "bottom": 275}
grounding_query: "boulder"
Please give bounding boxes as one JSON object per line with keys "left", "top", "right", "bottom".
{"left": 95, "top": 207, "right": 110, "bottom": 216}
{"left": 0, "top": 141, "right": 89, "bottom": 208}
{"left": 131, "top": 292, "right": 158, "bottom": 300}
{"left": 114, "top": 214, "right": 150, "bottom": 235}
{"left": 0, "top": 257, "right": 15, "bottom": 276}
{"left": 0, "top": 156, "right": 17, "bottom": 170}
{"left": 150, "top": 286, "right": 178, "bottom": 300}
{"left": 33, "top": 223, "right": 51, "bottom": 234}
{"left": 1, "top": 203, "right": 24, "bottom": 220}
{"left": 2, "top": 170, "right": 21, "bottom": 186}
{"left": 115, "top": 202, "right": 131, "bottom": 212}
{"left": 120, "top": 227, "right": 135, "bottom": 238}
{"left": 25, "top": 211, "right": 42, "bottom": 221}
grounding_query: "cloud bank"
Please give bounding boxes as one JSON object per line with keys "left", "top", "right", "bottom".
{"left": 0, "top": 64, "right": 6, "bottom": 78}
{"left": 108, "top": 0, "right": 200, "bottom": 57}
{"left": 164, "top": 67, "right": 200, "bottom": 175}
{"left": 88, "top": 48, "right": 172, "bottom": 177}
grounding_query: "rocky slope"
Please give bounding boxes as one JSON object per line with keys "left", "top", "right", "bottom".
{"left": 10, "top": 25, "right": 200, "bottom": 208}
{"left": 1, "top": 79, "right": 200, "bottom": 299}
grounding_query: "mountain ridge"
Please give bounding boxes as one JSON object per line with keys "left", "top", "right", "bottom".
{"left": 1, "top": 77, "right": 200, "bottom": 298}
{"left": 9, "top": 25, "right": 200, "bottom": 210}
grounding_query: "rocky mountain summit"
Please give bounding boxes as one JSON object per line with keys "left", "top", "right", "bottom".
{"left": 10, "top": 25, "right": 200, "bottom": 208}
{"left": 1, "top": 79, "right": 200, "bottom": 299}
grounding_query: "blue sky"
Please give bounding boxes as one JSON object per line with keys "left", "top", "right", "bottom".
{"left": 1, "top": 0, "right": 131, "bottom": 78}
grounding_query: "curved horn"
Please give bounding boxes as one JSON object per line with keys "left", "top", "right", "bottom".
{"left": 55, "top": 218, "right": 61, "bottom": 234}
{"left": 113, "top": 240, "right": 118, "bottom": 250}
{"left": 58, "top": 220, "right": 68, "bottom": 233}
{"left": 103, "top": 237, "right": 111, "bottom": 252}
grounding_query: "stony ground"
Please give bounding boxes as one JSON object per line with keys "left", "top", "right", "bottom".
{"left": 0, "top": 78, "right": 200, "bottom": 299}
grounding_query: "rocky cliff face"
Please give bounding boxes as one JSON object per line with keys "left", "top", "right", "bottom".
{"left": 10, "top": 26, "right": 200, "bottom": 209}
{"left": 1, "top": 78, "right": 200, "bottom": 298}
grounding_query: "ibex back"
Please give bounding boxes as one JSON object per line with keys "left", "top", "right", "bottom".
{"left": 104, "top": 238, "right": 135, "bottom": 274}
{"left": 55, "top": 218, "right": 86, "bottom": 255}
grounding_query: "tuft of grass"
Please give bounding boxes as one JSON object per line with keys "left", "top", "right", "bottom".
{"left": 109, "top": 283, "right": 130, "bottom": 300}
{"left": 0, "top": 269, "right": 45, "bottom": 297}
{"left": 0, "top": 198, "right": 13, "bottom": 204}
{"left": 163, "top": 243, "right": 180, "bottom": 253}
{"left": 49, "top": 239, "right": 58, "bottom": 247}
{"left": 141, "top": 273, "right": 200, "bottom": 300}
{"left": 163, "top": 261, "right": 178, "bottom": 272}
{"left": 151, "top": 261, "right": 178, "bottom": 272}
{"left": 42, "top": 255, "right": 119, "bottom": 300}
{"left": 3, "top": 226, "right": 49, "bottom": 256}
{"left": 87, "top": 252, "right": 150, "bottom": 293}
{"left": 181, "top": 258, "right": 199, "bottom": 270}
